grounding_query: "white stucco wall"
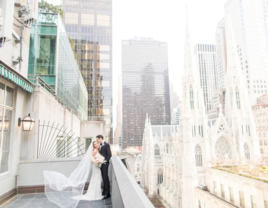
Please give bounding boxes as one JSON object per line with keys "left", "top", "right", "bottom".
{"left": 0, "top": 79, "right": 32, "bottom": 196}
{"left": 205, "top": 167, "right": 268, "bottom": 208}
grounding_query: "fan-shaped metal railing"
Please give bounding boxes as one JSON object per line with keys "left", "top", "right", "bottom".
{"left": 37, "top": 121, "right": 85, "bottom": 159}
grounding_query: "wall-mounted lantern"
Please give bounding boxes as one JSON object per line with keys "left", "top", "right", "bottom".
{"left": 0, "top": 116, "right": 9, "bottom": 130}
{"left": 18, "top": 114, "right": 35, "bottom": 131}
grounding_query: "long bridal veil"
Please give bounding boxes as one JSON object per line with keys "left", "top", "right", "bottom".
{"left": 43, "top": 141, "right": 93, "bottom": 208}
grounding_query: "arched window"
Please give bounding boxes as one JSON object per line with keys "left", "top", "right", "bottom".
{"left": 157, "top": 169, "right": 163, "bottom": 184}
{"left": 244, "top": 143, "right": 250, "bottom": 159}
{"left": 190, "top": 86, "right": 194, "bottom": 109}
{"left": 215, "top": 137, "right": 232, "bottom": 159}
{"left": 166, "top": 144, "right": 169, "bottom": 154}
{"left": 154, "top": 144, "right": 160, "bottom": 156}
{"left": 195, "top": 145, "right": 203, "bottom": 166}
{"left": 236, "top": 87, "right": 241, "bottom": 109}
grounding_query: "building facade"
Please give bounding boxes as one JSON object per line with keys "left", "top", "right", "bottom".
{"left": 194, "top": 43, "right": 218, "bottom": 113}
{"left": 28, "top": 12, "right": 88, "bottom": 120}
{"left": 215, "top": 18, "right": 227, "bottom": 90}
{"left": 171, "top": 105, "right": 180, "bottom": 125}
{"left": 252, "top": 94, "right": 268, "bottom": 160}
{"left": 122, "top": 37, "right": 171, "bottom": 148}
{"left": 169, "top": 82, "right": 180, "bottom": 113}
{"left": 141, "top": 17, "right": 261, "bottom": 208}
{"left": 114, "top": 76, "right": 121, "bottom": 145}
{"left": 225, "top": 0, "right": 268, "bottom": 105}
{"left": 62, "top": 0, "right": 113, "bottom": 142}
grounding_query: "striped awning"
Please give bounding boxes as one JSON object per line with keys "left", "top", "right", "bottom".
{"left": 0, "top": 63, "right": 34, "bottom": 93}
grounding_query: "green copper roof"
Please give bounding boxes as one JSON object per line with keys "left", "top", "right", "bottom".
{"left": 0, "top": 63, "right": 34, "bottom": 93}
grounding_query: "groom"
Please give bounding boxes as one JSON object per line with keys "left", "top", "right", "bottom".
{"left": 96, "top": 135, "right": 112, "bottom": 200}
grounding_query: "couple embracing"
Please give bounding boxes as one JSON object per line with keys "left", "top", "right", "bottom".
{"left": 43, "top": 135, "right": 112, "bottom": 208}
{"left": 81, "top": 135, "right": 111, "bottom": 201}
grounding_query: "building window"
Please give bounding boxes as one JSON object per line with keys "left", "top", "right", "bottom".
{"left": 221, "top": 184, "right": 225, "bottom": 199}
{"left": 157, "top": 169, "right": 163, "bottom": 184}
{"left": 229, "top": 187, "right": 234, "bottom": 203}
{"left": 154, "top": 144, "right": 160, "bottom": 156}
{"left": 265, "top": 140, "right": 267, "bottom": 146}
{"left": 251, "top": 195, "right": 257, "bottom": 208}
{"left": 192, "top": 125, "right": 196, "bottom": 137}
{"left": 195, "top": 145, "right": 203, "bottom": 166}
{"left": 190, "top": 86, "right": 194, "bottom": 109}
{"left": 265, "top": 200, "right": 268, "bottom": 208}
{"left": 240, "top": 191, "right": 245, "bottom": 208}
{"left": 261, "top": 148, "right": 264, "bottom": 154}
{"left": 213, "top": 181, "right": 217, "bottom": 195}
{"left": 236, "top": 87, "right": 241, "bottom": 109}
{"left": 85, "top": 138, "right": 92, "bottom": 152}
{"left": 198, "top": 200, "right": 201, "bottom": 208}
{"left": 166, "top": 143, "right": 169, "bottom": 154}
{"left": 0, "top": 83, "right": 14, "bottom": 174}
{"left": 260, "top": 140, "right": 263, "bottom": 145}
{"left": 56, "top": 139, "right": 66, "bottom": 158}
{"left": 244, "top": 143, "right": 250, "bottom": 159}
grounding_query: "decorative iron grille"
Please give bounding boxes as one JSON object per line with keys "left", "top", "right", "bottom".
{"left": 37, "top": 121, "right": 85, "bottom": 159}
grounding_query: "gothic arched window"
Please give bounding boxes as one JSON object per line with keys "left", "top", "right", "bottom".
{"left": 215, "top": 137, "right": 232, "bottom": 159}
{"left": 166, "top": 144, "right": 169, "bottom": 154}
{"left": 244, "top": 143, "right": 250, "bottom": 159}
{"left": 236, "top": 87, "right": 241, "bottom": 109}
{"left": 157, "top": 169, "right": 163, "bottom": 184}
{"left": 195, "top": 145, "right": 203, "bottom": 166}
{"left": 190, "top": 86, "right": 194, "bottom": 109}
{"left": 154, "top": 144, "right": 160, "bottom": 156}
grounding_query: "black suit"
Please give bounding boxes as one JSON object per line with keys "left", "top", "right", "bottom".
{"left": 99, "top": 142, "right": 112, "bottom": 195}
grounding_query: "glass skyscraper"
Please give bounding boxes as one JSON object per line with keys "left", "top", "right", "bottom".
{"left": 28, "top": 13, "right": 88, "bottom": 120}
{"left": 194, "top": 44, "right": 218, "bottom": 113}
{"left": 122, "top": 37, "right": 171, "bottom": 148}
{"left": 62, "top": 0, "right": 113, "bottom": 142}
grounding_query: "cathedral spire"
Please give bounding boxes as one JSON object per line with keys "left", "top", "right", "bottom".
{"left": 226, "top": 16, "right": 242, "bottom": 79}
{"left": 183, "top": 11, "right": 194, "bottom": 77}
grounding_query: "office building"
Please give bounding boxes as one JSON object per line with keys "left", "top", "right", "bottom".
{"left": 62, "top": 0, "right": 113, "bottom": 141}
{"left": 225, "top": 0, "right": 268, "bottom": 104}
{"left": 28, "top": 12, "right": 88, "bottom": 120}
{"left": 114, "top": 76, "right": 122, "bottom": 145}
{"left": 122, "top": 37, "right": 171, "bottom": 148}
{"left": 169, "top": 82, "right": 180, "bottom": 112}
{"left": 171, "top": 105, "right": 180, "bottom": 125}
{"left": 215, "top": 18, "right": 227, "bottom": 89}
{"left": 195, "top": 44, "right": 218, "bottom": 113}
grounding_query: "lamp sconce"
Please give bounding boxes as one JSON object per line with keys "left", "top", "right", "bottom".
{"left": 18, "top": 114, "right": 35, "bottom": 131}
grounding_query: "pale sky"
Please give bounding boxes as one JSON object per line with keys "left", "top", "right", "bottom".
{"left": 112, "top": 0, "right": 226, "bottom": 128}
{"left": 45, "top": 0, "right": 227, "bottom": 129}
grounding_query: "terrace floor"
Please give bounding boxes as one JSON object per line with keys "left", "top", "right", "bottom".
{"left": 0, "top": 193, "right": 112, "bottom": 208}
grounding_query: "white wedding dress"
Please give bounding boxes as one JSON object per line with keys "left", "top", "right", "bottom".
{"left": 43, "top": 141, "right": 102, "bottom": 208}
{"left": 80, "top": 153, "right": 103, "bottom": 201}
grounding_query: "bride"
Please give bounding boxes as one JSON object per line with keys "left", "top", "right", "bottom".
{"left": 80, "top": 141, "right": 103, "bottom": 201}
{"left": 43, "top": 139, "right": 103, "bottom": 208}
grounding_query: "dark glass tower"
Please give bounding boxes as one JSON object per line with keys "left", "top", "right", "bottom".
{"left": 62, "top": 0, "right": 113, "bottom": 142}
{"left": 122, "top": 38, "right": 171, "bottom": 148}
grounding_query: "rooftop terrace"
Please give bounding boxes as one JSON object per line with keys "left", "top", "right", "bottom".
{"left": 0, "top": 193, "right": 112, "bottom": 208}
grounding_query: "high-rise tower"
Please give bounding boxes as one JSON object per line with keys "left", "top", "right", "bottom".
{"left": 225, "top": 0, "right": 268, "bottom": 105}
{"left": 122, "top": 37, "right": 171, "bottom": 148}
{"left": 194, "top": 44, "right": 218, "bottom": 113}
{"left": 62, "top": 0, "right": 113, "bottom": 142}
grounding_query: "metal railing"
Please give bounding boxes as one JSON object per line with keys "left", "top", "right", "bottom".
{"left": 28, "top": 75, "right": 79, "bottom": 117}
{"left": 37, "top": 121, "right": 85, "bottom": 159}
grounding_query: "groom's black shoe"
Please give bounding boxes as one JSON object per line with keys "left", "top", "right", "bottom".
{"left": 102, "top": 193, "right": 111, "bottom": 200}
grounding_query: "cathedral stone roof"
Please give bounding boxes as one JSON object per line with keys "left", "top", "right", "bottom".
{"left": 151, "top": 125, "right": 178, "bottom": 137}
{"left": 252, "top": 102, "right": 268, "bottom": 107}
